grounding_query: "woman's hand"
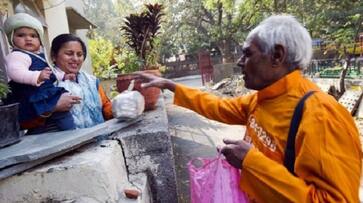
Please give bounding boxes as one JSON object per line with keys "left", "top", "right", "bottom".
{"left": 220, "top": 139, "right": 252, "bottom": 169}
{"left": 136, "top": 72, "right": 176, "bottom": 92}
{"left": 54, "top": 93, "right": 82, "bottom": 112}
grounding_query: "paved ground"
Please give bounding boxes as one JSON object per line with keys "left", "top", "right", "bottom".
{"left": 165, "top": 75, "right": 245, "bottom": 202}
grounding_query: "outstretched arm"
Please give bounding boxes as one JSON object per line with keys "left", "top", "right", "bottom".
{"left": 136, "top": 72, "right": 176, "bottom": 91}
{"left": 137, "top": 72, "right": 252, "bottom": 125}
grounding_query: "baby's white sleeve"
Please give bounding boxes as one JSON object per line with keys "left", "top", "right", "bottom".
{"left": 5, "top": 51, "right": 42, "bottom": 86}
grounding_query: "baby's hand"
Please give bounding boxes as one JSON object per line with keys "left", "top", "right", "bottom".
{"left": 38, "top": 67, "right": 52, "bottom": 83}
{"left": 64, "top": 73, "right": 76, "bottom": 81}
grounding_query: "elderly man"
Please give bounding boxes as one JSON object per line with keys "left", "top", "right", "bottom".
{"left": 139, "top": 15, "right": 361, "bottom": 202}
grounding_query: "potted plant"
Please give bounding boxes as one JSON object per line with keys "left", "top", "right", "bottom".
{"left": 0, "top": 56, "right": 22, "bottom": 148}
{"left": 117, "top": 3, "right": 165, "bottom": 110}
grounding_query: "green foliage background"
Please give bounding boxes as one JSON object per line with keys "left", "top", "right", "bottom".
{"left": 83, "top": 0, "right": 363, "bottom": 76}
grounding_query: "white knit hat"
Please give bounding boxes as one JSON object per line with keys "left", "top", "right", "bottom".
{"left": 4, "top": 13, "right": 45, "bottom": 47}
{"left": 3, "top": 13, "right": 61, "bottom": 79}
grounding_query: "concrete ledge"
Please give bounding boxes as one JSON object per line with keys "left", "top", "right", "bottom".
{"left": 0, "top": 140, "right": 139, "bottom": 203}
{"left": 0, "top": 95, "right": 175, "bottom": 203}
{"left": 113, "top": 96, "right": 178, "bottom": 203}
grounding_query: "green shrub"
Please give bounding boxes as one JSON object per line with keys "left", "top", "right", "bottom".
{"left": 121, "top": 3, "right": 165, "bottom": 69}
{"left": 113, "top": 49, "right": 143, "bottom": 74}
{"left": 0, "top": 83, "right": 9, "bottom": 104}
{"left": 89, "top": 35, "right": 114, "bottom": 78}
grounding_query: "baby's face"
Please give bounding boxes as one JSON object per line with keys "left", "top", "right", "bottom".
{"left": 13, "top": 27, "right": 41, "bottom": 52}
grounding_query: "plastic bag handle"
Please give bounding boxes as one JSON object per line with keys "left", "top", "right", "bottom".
{"left": 128, "top": 79, "right": 135, "bottom": 91}
{"left": 188, "top": 152, "right": 223, "bottom": 171}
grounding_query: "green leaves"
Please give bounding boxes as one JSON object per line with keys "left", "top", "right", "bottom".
{"left": 89, "top": 35, "right": 114, "bottom": 78}
{"left": 0, "top": 83, "right": 9, "bottom": 102}
{"left": 121, "top": 3, "right": 165, "bottom": 67}
{"left": 89, "top": 34, "right": 144, "bottom": 78}
{"left": 113, "top": 49, "right": 143, "bottom": 74}
{"left": 84, "top": 0, "right": 362, "bottom": 66}
{"left": 203, "top": 0, "right": 234, "bottom": 13}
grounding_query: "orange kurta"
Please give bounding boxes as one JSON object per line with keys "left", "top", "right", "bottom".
{"left": 174, "top": 70, "right": 362, "bottom": 202}
{"left": 98, "top": 84, "right": 113, "bottom": 120}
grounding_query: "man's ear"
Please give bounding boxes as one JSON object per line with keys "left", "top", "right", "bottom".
{"left": 271, "top": 44, "right": 286, "bottom": 67}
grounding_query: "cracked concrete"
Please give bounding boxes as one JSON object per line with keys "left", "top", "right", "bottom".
{"left": 0, "top": 140, "right": 132, "bottom": 203}
{"left": 113, "top": 97, "right": 178, "bottom": 203}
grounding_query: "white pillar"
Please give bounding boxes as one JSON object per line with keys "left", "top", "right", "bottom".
{"left": 43, "top": 0, "right": 69, "bottom": 42}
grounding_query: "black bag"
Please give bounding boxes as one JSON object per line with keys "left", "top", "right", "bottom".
{"left": 284, "top": 91, "right": 315, "bottom": 175}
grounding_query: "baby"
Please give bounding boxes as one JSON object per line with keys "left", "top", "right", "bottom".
{"left": 4, "top": 13, "right": 77, "bottom": 133}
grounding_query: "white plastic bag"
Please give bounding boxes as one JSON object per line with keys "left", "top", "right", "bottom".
{"left": 112, "top": 80, "right": 145, "bottom": 120}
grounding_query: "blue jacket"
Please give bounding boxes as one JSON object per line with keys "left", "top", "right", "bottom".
{"left": 5, "top": 50, "right": 66, "bottom": 122}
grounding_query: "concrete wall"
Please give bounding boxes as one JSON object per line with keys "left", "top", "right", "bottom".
{"left": 43, "top": 0, "right": 69, "bottom": 42}
{"left": 65, "top": 0, "right": 94, "bottom": 74}
{"left": 114, "top": 97, "right": 179, "bottom": 203}
{"left": 65, "top": 0, "right": 85, "bottom": 15}
{"left": 43, "top": 0, "right": 94, "bottom": 74}
{"left": 0, "top": 96, "right": 177, "bottom": 203}
{"left": 0, "top": 140, "right": 142, "bottom": 202}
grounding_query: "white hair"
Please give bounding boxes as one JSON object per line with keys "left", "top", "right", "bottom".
{"left": 247, "top": 15, "right": 312, "bottom": 70}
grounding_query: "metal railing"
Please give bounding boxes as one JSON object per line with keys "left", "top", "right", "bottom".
{"left": 305, "top": 58, "right": 363, "bottom": 78}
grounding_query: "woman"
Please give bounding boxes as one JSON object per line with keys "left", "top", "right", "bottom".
{"left": 51, "top": 34, "right": 113, "bottom": 129}
{"left": 3, "top": 14, "right": 80, "bottom": 134}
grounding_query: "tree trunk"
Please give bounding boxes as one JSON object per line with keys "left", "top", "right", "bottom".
{"left": 337, "top": 59, "right": 348, "bottom": 99}
{"left": 219, "top": 39, "right": 235, "bottom": 63}
{"left": 336, "top": 16, "right": 362, "bottom": 100}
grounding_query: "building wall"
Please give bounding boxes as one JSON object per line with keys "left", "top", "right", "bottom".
{"left": 41, "top": 0, "right": 94, "bottom": 74}
{"left": 0, "top": 0, "right": 12, "bottom": 56}
{"left": 65, "top": 0, "right": 94, "bottom": 74}
{"left": 75, "top": 29, "right": 94, "bottom": 74}
{"left": 65, "top": 0, "right": 85, "bottom": 15}
{"left": 42, "top": 0, "right": 70, "bottom": 43}
{"left": 1, "top": 0, "right": 95, "bottom": 75}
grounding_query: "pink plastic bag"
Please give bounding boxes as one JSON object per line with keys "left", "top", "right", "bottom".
{"left": 188, "top": 154, "right": 249, "bottom": 203}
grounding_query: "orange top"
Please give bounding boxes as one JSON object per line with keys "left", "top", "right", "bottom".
{"left": 174, "top": 70, "right": 362, "bottom": 202}
{"left": 98, "top": 84, "right": 113, "bottom": 120}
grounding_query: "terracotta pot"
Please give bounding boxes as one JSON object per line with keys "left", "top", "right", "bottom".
{"left": 116, "top": 69, "right": 161, "bottom": 111}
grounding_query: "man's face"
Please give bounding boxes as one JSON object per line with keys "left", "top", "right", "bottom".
{"left": 237, "top": 37, "right": 274, "bottom": 90}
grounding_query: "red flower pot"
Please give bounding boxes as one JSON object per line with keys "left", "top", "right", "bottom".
{"left": 116, "top": 70, "right": 161, "bottom": 111}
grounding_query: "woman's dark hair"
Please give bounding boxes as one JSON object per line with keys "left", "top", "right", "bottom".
{"left": 51, "top": 33, "right": 87, "bottom": 59}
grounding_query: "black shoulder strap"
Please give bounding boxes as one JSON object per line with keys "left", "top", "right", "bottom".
{"left": 284, "top": 91, "right": 315, "bottom": 175}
